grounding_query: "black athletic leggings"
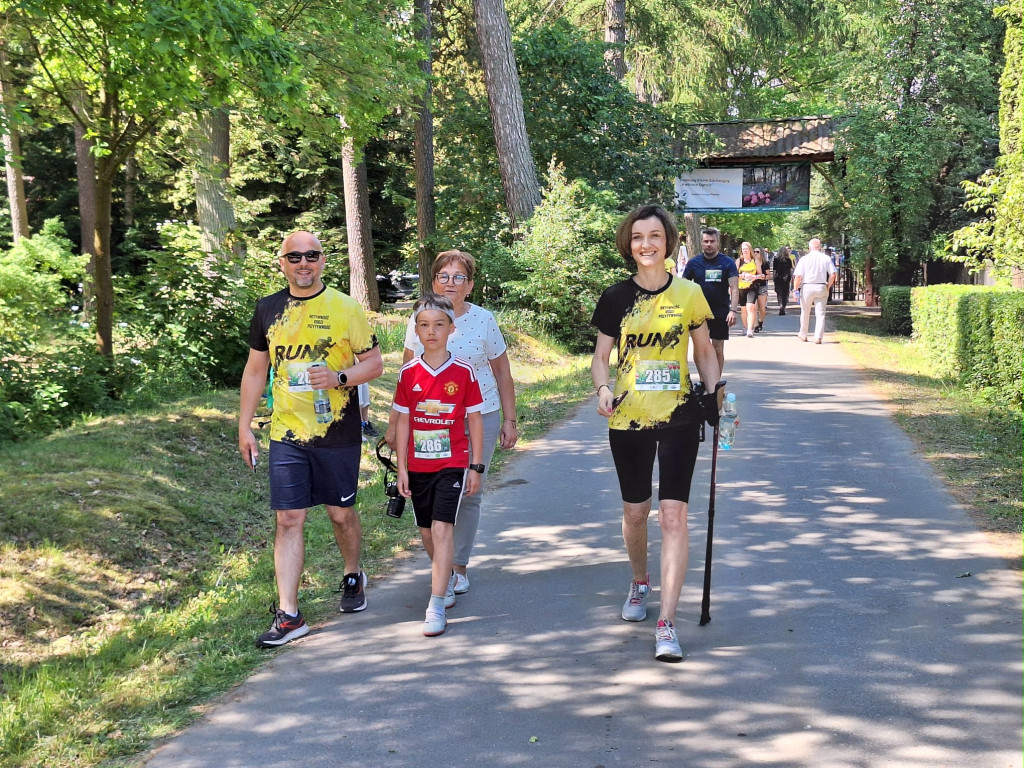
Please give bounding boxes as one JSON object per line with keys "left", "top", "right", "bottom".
{"left": 608, "top": 424, "right": 701, "bottom": 504}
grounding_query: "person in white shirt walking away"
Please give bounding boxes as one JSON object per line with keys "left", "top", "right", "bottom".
{"left": 793, "top": 238, "right": 837, "bottom": 344}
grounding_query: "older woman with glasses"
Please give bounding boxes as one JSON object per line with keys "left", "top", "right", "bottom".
{"left": 386, "top": 250, "right": 518, "bottom": 596}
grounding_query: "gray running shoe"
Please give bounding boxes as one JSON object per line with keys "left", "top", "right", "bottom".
{"left": 655, "top": 619, "right": 683, "bottom": 662}
{"left": 452, "top": 572, "right": 470, "bottom": 594}
{"left": 445, "top": 571, "right": 457, "bottom": 609}
{"left": 423, "top": 606, "right": 447, "bottom": 636}
{"left": 339, "top": 570, "right": 367, "bottom": 612}
{"left": 621, "top": 575, "right": 650, "bottom": 622}
{"left": 255, "top": 605, "right": 309, "bottom": 648}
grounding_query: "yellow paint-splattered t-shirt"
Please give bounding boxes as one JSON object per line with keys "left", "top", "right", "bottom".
{"left": 248, "top": 286, "right": 377, "bottom": 447}
{"left": 591, "top": 276, "right": 713, "bottom": 431}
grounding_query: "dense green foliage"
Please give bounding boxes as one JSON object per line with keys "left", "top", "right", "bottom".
{"left": 501, "top": 166, "right": 628, "bottom": 349}
{"left": 0, "top": 220, "right": 108, "bottom": 438}
{"left": 830, "top": 0, "right": 1003, "bottom": 285}
{"left": 910, "top": 285, "right": 1023, "bottom": 405}
{"left": 949, "top": 1, "right": 1024, "bottom": 278}
{"left": 879, "top": 286, "right": 912, "bottom": 336}
{"left": 432, "top": 20, "right": 691, "bottom": 248}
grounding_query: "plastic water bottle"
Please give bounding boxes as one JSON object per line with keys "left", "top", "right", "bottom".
{"left": 310, "top": 361, "right": 333, "bottom": 424}
{"left": 718, "top": 393, "right": 738, "bottom": 449}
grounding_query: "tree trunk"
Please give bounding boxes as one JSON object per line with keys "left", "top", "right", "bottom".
{"left": 124, "top": 151, "right": 137, "bottom": 228}
{"left": 0, "top": 50, "right": 29, "bottom": 242}
{"left": 604, "top": 0, "right": 626, "bottom": 81}
{"left": 194, "top": 107, "right": 243, "bottom": 260}
{"left": 473, "top": 0, "right": 541, "bottom": 229}
{"left": 73, "top": 92, "right": 97, "bottom": 320}
{"left": 863, "top": 248, "right": 877, "bottom": 306}
{"left": 93, "top": 155, "right": 117, "bottom": 358}
{"left": 341, "top": 137, "right": 380, "bottom": 311}
{"left": 683, "top": 212, "right": 701, "bottom": 262}
{"left": 413, "top": 0, "right": 437, "bottom": 285}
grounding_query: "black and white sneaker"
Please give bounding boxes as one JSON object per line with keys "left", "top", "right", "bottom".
{"left": 339, "top": 571, "right": 367, "bottom": 613}
{"left": 256, "top": 605, "right": 310, "bottom": 648}
{"left": 361, "top": 421, "right": 380, "bottom": 438}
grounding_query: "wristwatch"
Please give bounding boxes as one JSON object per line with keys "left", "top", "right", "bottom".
{"left": 336, "top": 370, "right": 348, "bottom": 387}
{"left": 469, "top": 463, "right": 486, "bottom": 473}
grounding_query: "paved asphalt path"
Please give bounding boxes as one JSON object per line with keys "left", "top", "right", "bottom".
{"left": 144, "top": 304, "right": 1022, "bottom": 768}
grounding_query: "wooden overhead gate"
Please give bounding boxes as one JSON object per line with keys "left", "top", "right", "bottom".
{"left": 677, "top": 116, "right": 863, "bottom": 301}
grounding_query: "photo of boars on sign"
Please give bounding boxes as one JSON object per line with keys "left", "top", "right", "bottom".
{"left": 742, "top": 163, "right": 811, "bottom": 210}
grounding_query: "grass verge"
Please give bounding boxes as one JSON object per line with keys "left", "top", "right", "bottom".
{"left": 833, "top": 312, "right": 1022, "bottom": 565}
{"left": 0, "top": 327, "right": 592, "bottom": 768}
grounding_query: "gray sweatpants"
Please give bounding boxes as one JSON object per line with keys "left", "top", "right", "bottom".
{"left": 455, "top": 409, "right": 501, "bottom": 567}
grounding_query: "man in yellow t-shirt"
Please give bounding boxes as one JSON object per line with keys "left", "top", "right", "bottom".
{"left": 238, "top": 230, "right": 383, "bottom": 647}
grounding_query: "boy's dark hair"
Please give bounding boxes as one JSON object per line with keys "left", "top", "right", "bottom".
{"left": 412, "top": 292, "right": 456, "bottom": 323}
{"left": 615, "top": 205, "right": 680, "bottom": 263}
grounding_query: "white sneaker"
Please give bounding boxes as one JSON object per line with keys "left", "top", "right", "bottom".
{"left": 445, "top": 572, "right": 457, "bottom": 609}
{"left": 655, "top": 619, "right": 683, "bottom": 662}
{"left": 423, "top": 607, "right": 447, "bottom": 636}
{"left": 452, "top": 572, "right": 470, "bottom": 594}
{"left": 621, "top": 575, "right": 650, "bottom": 622}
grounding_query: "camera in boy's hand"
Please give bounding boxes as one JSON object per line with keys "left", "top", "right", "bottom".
{"left": 385, "top": 479, "right": 405, "bottom": 518}
{"left": 376, "top": 437, "right": 406, "bottom": 518}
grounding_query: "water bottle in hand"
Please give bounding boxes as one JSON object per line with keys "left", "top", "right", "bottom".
{"left": 718, "top": 393, "right": 738, "bottom": 449}
{"left": 310, "top": 361, "right": 333, "bottom": 424}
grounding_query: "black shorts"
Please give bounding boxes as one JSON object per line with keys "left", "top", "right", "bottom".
{"left": 706, "top": 318, "right": 729, "bottom": 341}
{"left": 738, "top": 287, "right": 758, "bottom": 305}
{"left": 409, "top": 467, "right": 466, "bottom": 528}
{"left": 269, "top": 439, "right": 360, "bottom": 510}
{"left": 608, "top": 425, "right": 701, "bottom": 504}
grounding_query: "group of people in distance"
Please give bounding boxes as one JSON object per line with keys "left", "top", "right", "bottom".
{"left": 681, "top": 232, "right": 837, "bottom": 349}
{"left": 237, "top": 209, "right": 832, "bottom": 664}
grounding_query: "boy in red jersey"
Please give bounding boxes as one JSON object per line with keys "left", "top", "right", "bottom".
{"left": 392, "top": 294, "right": 484, "bottom": 636}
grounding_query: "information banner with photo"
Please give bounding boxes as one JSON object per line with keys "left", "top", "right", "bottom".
{"left": 675, "top": 162, "right": 812, "bottom": 212}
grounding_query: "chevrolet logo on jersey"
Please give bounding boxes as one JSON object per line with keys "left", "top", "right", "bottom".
{"left": 416, "top": 400, "right": 456, "bottom": 416}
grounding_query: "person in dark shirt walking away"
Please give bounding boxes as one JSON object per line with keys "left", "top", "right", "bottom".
{"left": 773, "top": 246, "right": 794, "bottom": 315}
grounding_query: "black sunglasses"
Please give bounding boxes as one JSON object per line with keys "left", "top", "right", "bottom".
{"left": 282, "top": 250, "right": 322, "bottom": 263}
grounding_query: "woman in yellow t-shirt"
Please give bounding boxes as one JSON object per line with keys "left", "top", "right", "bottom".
{"left": 590, "top": 205, "right": 722, "bottom": 663}
{"left": 735, "top": 242, "right": 761, "bottom": 338}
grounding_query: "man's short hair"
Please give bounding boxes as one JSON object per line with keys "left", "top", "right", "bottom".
{"left": 615, "top": 205, "right": 680, "bottom": 262}
{"left": 701, "top": 227, "right": 720, "bottom": 242}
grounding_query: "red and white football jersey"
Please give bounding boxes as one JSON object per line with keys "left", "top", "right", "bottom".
{"left": 392, "top": 355, "right": 484, "bottom": 472}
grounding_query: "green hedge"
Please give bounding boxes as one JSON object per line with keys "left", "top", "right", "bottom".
{"left": 880, "top": 286, "right": 912, "bottom": 335}
{"left": 910, "top": 285, "right": 1023, "bottom": 405}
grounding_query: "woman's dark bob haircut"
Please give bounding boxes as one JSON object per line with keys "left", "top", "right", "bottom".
{"left": 615, "top": 205, "right": 680, "bottom": 264}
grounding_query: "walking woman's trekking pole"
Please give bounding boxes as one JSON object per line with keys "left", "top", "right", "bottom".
{"left": 699, "top": 380, "right": 726, "bottom": 627}
{"left": 699, "top": 421, "right": 719, "bottom": 626}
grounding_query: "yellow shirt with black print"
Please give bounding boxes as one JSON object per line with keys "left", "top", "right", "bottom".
{"left": 738, "top": 259, "right": 758, "bottom": 290}
{"left": 248, "top": 285, "right": 377, "bottom": 447}
{"left": 591, "top": 276, "right": 713, "bottom": 431}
